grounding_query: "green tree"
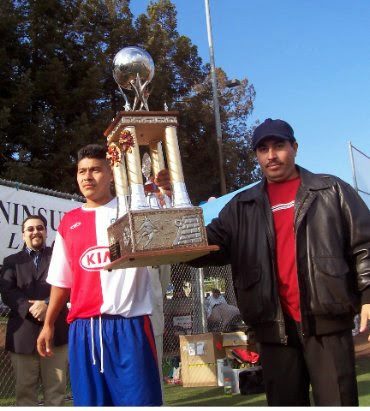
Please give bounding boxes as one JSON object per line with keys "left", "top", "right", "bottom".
{"left": 0, "top": 0, "right": 260, "bottom": 202}
{"left": 218, "top": 70, "right": 262, "bottom": 192}
{"left": 169, "top": 67, "right": 260, "bottom": 202}
{"left": 0, "top": 0, "right": 92, "bottom": 190}
{"left": 0, "top": 0, "right": 29, "bottom": 175}
{"left": 0, "top": 0, "right": 136, "bottom": 193}
{"left": 134, "top": 0, "right": 204, "bottom": 110}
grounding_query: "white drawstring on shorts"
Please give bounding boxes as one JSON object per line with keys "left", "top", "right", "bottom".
{"left": 90, "top": 318, "right": 96, "bottom": 365}
{"left": 90, "top": 316, "right": 104, "bottom": 373}
{"left": 99, "top": 316, "right": 104, "bottom": 373}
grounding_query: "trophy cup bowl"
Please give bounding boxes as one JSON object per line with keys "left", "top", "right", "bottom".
{"left": 113, "top": 46, "right": 154, "bottom": 90}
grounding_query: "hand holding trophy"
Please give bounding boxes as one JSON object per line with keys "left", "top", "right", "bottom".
{"left": 104, "top": 46, "right": 218, "bottom": 270}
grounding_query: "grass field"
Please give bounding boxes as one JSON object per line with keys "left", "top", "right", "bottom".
{"left": 1, "top": 347, "right": 369, "bottom": 406}
{"left": 164, "top": 385, "right": 267, "bottom": 407}
{"left": 163, "top": 355, "right": 370, "bottom": 407}
{"left": 356, "top": 356, "right": 370, "bottom": 406}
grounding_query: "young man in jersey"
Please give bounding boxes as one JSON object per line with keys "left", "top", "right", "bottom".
{"left": 36, "top": 144, "right": 163, "bottom": 406}
{"left": 190, "top": 118, "right": 370, "bottom": 406}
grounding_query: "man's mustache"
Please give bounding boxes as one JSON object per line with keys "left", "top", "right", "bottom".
{"left": 266, "top": 161, "right": 283, "bottom": 167}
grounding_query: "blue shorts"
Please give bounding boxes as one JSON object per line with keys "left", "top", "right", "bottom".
{"left": 68, "top": 315, "right": 162, "bottom": 406}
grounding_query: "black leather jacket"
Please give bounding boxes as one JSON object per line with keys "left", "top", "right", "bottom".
{"left": 193, "top": 166, "right": 370, "bottom": 344}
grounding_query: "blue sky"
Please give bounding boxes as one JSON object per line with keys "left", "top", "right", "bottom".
{"left": 131, "top": 0, "right": 370, "bottom": 190}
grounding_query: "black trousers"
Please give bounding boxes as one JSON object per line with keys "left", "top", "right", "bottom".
{"left": 259, "top": 316, "right": 358, "bottom": 406}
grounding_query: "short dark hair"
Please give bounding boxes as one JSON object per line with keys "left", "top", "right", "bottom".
{"left": 22, "top": 215, "right": 47, "bottom": 232}
{"left": 77, "top": 144, "right": 107, "bottom": 163}
{"left": 212, "top": 288, "right": 221, "bottom": 295}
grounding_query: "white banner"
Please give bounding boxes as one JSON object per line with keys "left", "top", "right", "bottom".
{"left": 0, "top": 184, "right": 82, "bottom": 264}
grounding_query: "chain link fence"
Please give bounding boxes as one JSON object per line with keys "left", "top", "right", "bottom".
{"left": 162, "top": 264, "right": 244, "bottom": 385}
{"left": 0, "top": 264, "right": 241, "bottom": 404}
{"left": 163, "top": 264, "right": 239, "bottom": 357}
{"left": 0, "top": 308, "right": 15, "bottom": 406}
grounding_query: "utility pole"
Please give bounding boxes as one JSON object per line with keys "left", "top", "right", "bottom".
{"left": 204, "top": 0, "right": 227, "bottom": 195}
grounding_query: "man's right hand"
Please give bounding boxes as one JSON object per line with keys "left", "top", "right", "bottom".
{"left": 37, "top": 325, "right": 55, "bottom": 357}
{"left": 28, "top": 300, "right": 48, "bottom": 322}
{"left": 154, "top": 169, "right": 172, "bottom": 197}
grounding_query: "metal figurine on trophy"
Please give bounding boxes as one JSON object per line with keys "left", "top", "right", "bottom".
{"left": 104, "top": 46, "right": 218, "bottom": 270}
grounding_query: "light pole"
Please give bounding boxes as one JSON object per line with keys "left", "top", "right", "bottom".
{"left": 204, "top": 0, "right": 227, "bottom": 195}
{"left": 225, "top": 79, "right": 242, "bottom": 88}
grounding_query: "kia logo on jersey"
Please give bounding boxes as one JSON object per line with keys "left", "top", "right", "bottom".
{"left": 79, "top": 246, "right": 111, "bottom": 271}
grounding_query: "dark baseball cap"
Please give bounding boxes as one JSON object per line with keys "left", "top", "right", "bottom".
{"left": 252, "top": 118, "right": 296, "bottom": 150}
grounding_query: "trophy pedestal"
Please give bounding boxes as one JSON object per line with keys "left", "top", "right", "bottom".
{"left": 105, "top": 207, "right": 219, "bottom": 269}
{"left": 104, "top": 245, "right": 219, "bottom": 270}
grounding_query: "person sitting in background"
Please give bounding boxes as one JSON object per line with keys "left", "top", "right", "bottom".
{"left": 205, "top": 288, "right": 241, "bottom": 331}
{"left": 205, "top": 288, "right": 227, "bottom": 318}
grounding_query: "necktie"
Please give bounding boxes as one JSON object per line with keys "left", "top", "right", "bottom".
{"left": 30, "top": 250, "right": 41, "bottom": 270}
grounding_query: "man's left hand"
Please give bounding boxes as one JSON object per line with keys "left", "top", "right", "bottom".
{"left": 359, "top": 303, "right": 370, "bottom": 341}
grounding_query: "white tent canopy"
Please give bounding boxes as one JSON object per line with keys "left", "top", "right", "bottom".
{"left": 200, "top": 182, "right": 258, "bottom": 225}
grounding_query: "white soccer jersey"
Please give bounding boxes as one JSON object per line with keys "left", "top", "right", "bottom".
{"left": 47, "top": 198, "right": 153, "bottom": 322}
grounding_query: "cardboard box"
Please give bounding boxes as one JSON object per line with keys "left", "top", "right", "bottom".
{"left": 179, "top": 333, "right": 225, "bottom": 387}
{"left": 222, "top": 331, "right": 249, "bottom": 347}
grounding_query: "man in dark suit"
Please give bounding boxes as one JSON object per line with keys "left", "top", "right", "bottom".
{"left": 0, "top": 215, "right": 69, "bottom": 406}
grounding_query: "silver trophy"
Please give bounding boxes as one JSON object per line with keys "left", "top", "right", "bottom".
{"left": 113, "top": 46, "right": 154, "bottom": 111}
{"left": 105, "top": 46, "right": 218, "bottom": 269}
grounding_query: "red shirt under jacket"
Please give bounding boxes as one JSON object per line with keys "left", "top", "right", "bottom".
{"left": 267, "top": 177, "right": 301, "bottom": 322}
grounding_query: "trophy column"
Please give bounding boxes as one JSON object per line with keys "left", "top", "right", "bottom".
{"left": 125, "top": 126, "right": 149, "bottom": 210}
{"left": 164, "top": 125, "right": 191, "bottom": 208}
{"left": 113, "top": 160, "right": 129, "bottom": 198}
{"left": 113, "top": 157, "right": 130, "bottom": 216}
{"left": 149, "top": 141, "right": 165, "bottom": 175}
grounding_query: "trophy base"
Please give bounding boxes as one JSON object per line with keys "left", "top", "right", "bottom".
{"left": 106, "top": 206, "right": 217, "bottom": 269}
{"left": 104, "top": 245, "right": 219, "bottom": 270}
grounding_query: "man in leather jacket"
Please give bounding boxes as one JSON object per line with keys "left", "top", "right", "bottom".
{"left": 191, "top": 118, "right": 370, "bottom": 406}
